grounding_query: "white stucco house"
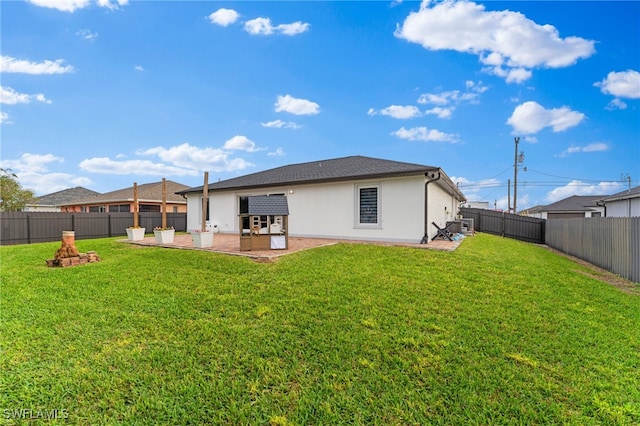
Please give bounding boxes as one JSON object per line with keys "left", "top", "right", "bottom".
{"left": 178, "top": 156, "right": 466, "bottom": 244}
{"left": 600, "top": 185, "right": 640, "bottom": 217}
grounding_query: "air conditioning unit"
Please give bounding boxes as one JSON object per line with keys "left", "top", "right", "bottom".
{"left": 460, "top": 218, "right": 474, "bottom": 234}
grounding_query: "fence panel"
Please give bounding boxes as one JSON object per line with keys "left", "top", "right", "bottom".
{"left": 74, "top": 213, "right": 113, "bottom": 239}
{"left": 0, "top": 212, "right": 187, "bottom": 245}
{"left": 1, "top": 212, "right": 30, "bottom": 244}
{"left": 459, "top": 207, "right": 545, "bottom": 244}
{"left": 545, "top": 217, "right": 639, "bottom": 284}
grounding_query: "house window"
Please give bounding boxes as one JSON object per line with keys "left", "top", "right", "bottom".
{"left": 109, "top": 204, "right": 130, "bottom": 212}
{"left": 140, "top": 204, "right": 161, "bottom": 212}
{"left": 239, "top": 196, "right": 249, "bottom": 215}
{"left": 356, "top": 184, "right": 381, "bottom": 227}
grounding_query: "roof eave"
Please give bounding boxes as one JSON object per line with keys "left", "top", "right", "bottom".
{"left": 179, "top": 170, "right": 438, "bottom": 195}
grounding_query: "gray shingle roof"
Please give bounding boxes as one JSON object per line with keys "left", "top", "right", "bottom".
{"left": 247, "top": 195, "right": 289, "bottom": 215}
{"left": 538, "top": 195, "right": 605, "bottom": 212}
{"left": 30, "top": 187, "right": 100, "bottom": 207}
{"left": 180, "top": 155, "right": 440, "bottom": 194}
{"left": 63, "top": 180, "right": 190, "bottom": 206}
{"left": 602, "top": 185, "right": 640, "bottom": 202}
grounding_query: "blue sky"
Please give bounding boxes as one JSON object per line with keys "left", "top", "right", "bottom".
{"left": 1, "top": 0, "right": 639, "bottom": 211}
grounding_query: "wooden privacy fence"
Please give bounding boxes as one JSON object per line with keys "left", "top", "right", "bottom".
{"left": 459, "top": 207, "right": 546, "bottom": 244}
{"left": 0, "top": 212, "right": 187, "bottom": 245}
{"left": 545, "top": 217, "right": 640, "bottom": 284}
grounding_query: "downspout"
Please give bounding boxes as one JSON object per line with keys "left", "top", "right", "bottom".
{"left": 421, "top": 170, "right": 442, "bottom": 244}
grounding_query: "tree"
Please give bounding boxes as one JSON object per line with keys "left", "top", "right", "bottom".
{"left": 0, "top": 168, "right": 35, "bottom": 211}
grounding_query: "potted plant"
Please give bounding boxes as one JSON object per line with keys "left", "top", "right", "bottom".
{"left": 191, "top": 229, "right": 213, "bottom": 248}
{"left": 126, "top": 226, "right": 146, "bottom": 241}
{"left": 153, "top": 226, "right": 175, "bottom": 244}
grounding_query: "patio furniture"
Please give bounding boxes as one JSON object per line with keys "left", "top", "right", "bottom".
{"left": 431, "top": 222, "right": 454, "bottom": 241}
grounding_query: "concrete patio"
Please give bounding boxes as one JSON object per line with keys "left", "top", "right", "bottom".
{"left": 123, "top": 232, "right": 464, "bottom": 261}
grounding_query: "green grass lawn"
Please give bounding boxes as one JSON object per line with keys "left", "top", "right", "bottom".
{"left": 1, "top": 234, "right": 638, "bottom": 425}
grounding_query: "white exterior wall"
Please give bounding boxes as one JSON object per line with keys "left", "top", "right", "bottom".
{"left": 427, "top": 180, "right": 461, "bottom": 240}
{"left": 606, "top": 198, "right": 640, "bottom": 217}
{"left": 585, "top": 207, "right": 606, "bottom": 217}
{"left": 187, "top": 175, "right": 434, "bottom": 243}
{"left": 185, "top": 174, "right": 465, "bottom": 243}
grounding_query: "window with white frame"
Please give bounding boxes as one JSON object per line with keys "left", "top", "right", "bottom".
{"left": 356, "top": 184, "right": 381, "bottom": 227}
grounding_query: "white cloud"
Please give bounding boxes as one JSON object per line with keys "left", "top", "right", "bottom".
{"left": 424, "top": 106, "right": 453, "bottom": 119}
{"left": 277, "top": 21, "right": 310, "bottom": 36}
{"left": 96, "top": 0, "right": 128, "bottom": 10}
{"left": 416, "top": 81, "right": 487, "bottom": 118}
{"left": 27, "top": 0, "right": 126, "bottom": 12}
{"left": 558, "top": 142, "right": 609, "bottom": 157}
{"left": 268, "top": 148, "right": 285, "bottom": 157}
{"left": 79, "top": 157, "right": 199, "bottom": 176}
{"left": 27, "top": 0, "right": 90, "bottom": 12}
{"left": 605, "top": 98, "right": 627, "bottom": 111}
{"left": 0, "top": 112, "right": 9, "bottom": 124}
{"left": 134, "top": 65, "right": 144, "bottom": 72}
{"left": 2, "top": 153, "right": 63, "bottom": 173}
{"left": 244, "top": 17, "right": 309, "bottom": 36}
{"left": 546, "top": 181, "right": 622, "bottom": 203}
{"left": 507, "top": 101, "right": 585, "bottom": 134}
{"left": 76, "top": 29, "right": 98, "bottom": 40}
{"left": 208, "top": 8, "right": 240, "bottom": 26}
{"left": 222, "top": 135, "right": 261, "bottom": 152}
{"left": 275, "top": 95, "right": 320, "bottom": 115}
{"left": 367, "top": 105, "right": 422, "bottom": 119}
{"left": 101, "top": 0, "right": 126, "bottom": 9}
{"left": 0, "top": 86, "right": 51, "bottom": 105}
{"left": 1, "top": 55, "right": 74, "bottom": 74}
{"left": 0, "top": 153, "right": 90, "bottom": 195}
{"left": 391, "top": 126, "right": 458, "bottom": 143}
{"left": 465, "top": 80, "right": 489, "bottom": 94}
{"left": 137, "top": 142, "right": 254, "bottom": 173}
{"left": 261, "top": 119, "right": 301, "bottom": 129}
{"left": 594, "top": 69, "right": 640, "bottom": 100}
{"left": 395, "top": 0, "right": 595, "bottom": 83}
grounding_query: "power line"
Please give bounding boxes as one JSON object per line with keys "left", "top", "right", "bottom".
{"left": 459, "top": 180, "right": 632, "bottom": 190}
{"left": 524, "top": 168, "right": 618, "bottom": 183}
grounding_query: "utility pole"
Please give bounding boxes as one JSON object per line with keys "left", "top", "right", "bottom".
{"left": 513, "top": 137, "right": 519, "bottom": 214}
{"left": 513, "top": 137, "right": 524, "bottom": 214}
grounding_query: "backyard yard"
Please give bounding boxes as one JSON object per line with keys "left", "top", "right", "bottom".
{"left": 1, "top": 233, "right": 638, "bottom": 425}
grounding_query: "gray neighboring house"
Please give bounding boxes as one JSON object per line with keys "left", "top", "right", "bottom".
{"left": 520, "top": 205, "right": 546, "bottom": 218}
{"left": 526, "top": 195, "right": 606, "bottom": 219}
{"left": 599, "top": 185, "right": 640, "bottom": 217}
{"left": 24, "top": 187, "right": 100, "bottom": 212}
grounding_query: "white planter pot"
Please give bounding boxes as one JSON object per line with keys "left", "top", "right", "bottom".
{"left": 191, "top": 231, "right": 213, "bottom": 248}
{"left": 126, "top": 227, "right": 146, "bottom": 241}
{"left": 154, "top": 229, "right": 175, "bottom": 244}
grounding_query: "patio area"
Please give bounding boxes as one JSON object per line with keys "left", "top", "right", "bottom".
{"left": 123, "top": 232, "right": 464, "bottom": 261}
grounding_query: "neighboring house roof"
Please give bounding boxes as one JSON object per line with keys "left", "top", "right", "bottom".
{"left": 28, "top": 187, "right": 101, "bottom": 207}
{"left": 246, "top": 195, "right": 289, "bottom": 216}
{"left": 520, "top": 205, "right": 545, "bottom": 215}
{"left": 536, "top": 195, "right": 605, "bottom": 213}
{"left": 63, "top": 180, "right": 190, "bottom": 206}
{"left": 179, "top": 155, "right": 465, "bottom": 200}
{"left": 601, "top": 185, "right": 640, "bottom": 202}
